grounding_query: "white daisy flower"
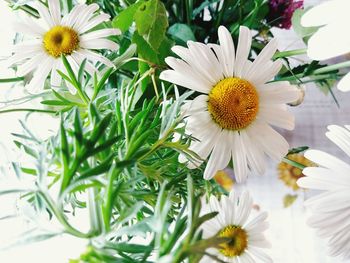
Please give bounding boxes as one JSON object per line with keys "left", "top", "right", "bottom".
{"left": 7, "top": 0, "right": 120, "bottom": 93}
{"left": 301, "top": 0, "right": 350, "bottom": 92}
{"left": 160, "top": 26, "right": 299, "bottom": 181}
{"left": 297, "top": 125, "right": 350, "bottom": 259}
{"left": 200, "top": 190, "right": 272, "bottom": 263}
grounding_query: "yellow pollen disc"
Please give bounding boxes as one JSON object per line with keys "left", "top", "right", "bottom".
{"left": 208, "top": 77, "right": 259, "bottom": 130}
{"left": 218, "top": 225, "right": 248, "bottom": 257}
{"left": 43, "top": 26, "right": 79, "bottom": 58}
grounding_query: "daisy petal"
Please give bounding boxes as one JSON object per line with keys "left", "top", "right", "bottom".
{"left": 80, "top": 39, "right": 118, "bottom": 51}
{"left": 234, "top": 26, "right": 252, "bottom": 77}
{"left": 218, "top": 26, "right": 235, "bottom": 77}
{"left": 48, "top": 0, "right": 61, "bottom": 25}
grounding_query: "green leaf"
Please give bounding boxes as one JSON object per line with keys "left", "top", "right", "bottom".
{"left": 158, "top": 36, "right": 175, "bottom": 64}
{"left": 168, "top": 23, "right": 196, "bottom": 43}
{"left": 112, "top": 43, "right": 137, "bottom": 69}
{"left": 196, "top": 211, "right": 218, "bottom": 228}
{"left": 78, "top": 154, "right": 114, "bottom": 181}
{"left": 132, "top": 31, "right": 158, "bottom": 63}
{"left": 111, "top": 218, "right": 154, "bottom": 238}
{"left": 52, "top": 89, "right": 76, "bottom": 105}
{"left": 134, "top": 0, "right": 169, "bottom": 50}
{"left": 112, "top": 1, "right": 144, "bottom": 33}
{"left": 14, "top": 140, "right": 38, "bottom": 158}
{"left": 126, "top": 130, "right": 152, "bottom": 158}
{"left": 89, "top": 112, "right": 113, "bottom": 145}
{"left": 87, "top": 136, "right": 120, "bottom": 157}
{"left": 116, "top": 201, "right": 144, "bottom": 225}
{"left": 73, "top": 108, "right": 83, "bottom": 146}
{"left": 0, "top": 189, "right": 29, "bottom": 196}
{"left": 41, "top": 100, "right": 72, "bottom": 106}
{"left": 61, "top": 56, "right": 79, "bottom": 88}
{"left": 292, "top": 8, "right": 319, "bottom": 40}
{"left": 288, "top": 146, "right": 309, "bottom": 155}
{"left": 60, "top": 121, "right": 70, "bottom": 176}
{"left": 105, "top": 242, "right": 152, "bottom": 254}
{"left": 92, "top": 67, "right": 114, "bottom": 100}
{"left": 78, "top": 58, "right": 87, "bottom": 84}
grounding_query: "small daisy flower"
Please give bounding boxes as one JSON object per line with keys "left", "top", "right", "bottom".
{"left": 297, "top": 125, "right": 350, "bottom": 259}
{"left": 160, "top": 26, "right": 299, "bottom": 181}
{"left": 301, "top": 0, "right": 350, "bottom": 92}
{"left": 278, "top": 153, "right": 314, "bottom": 191}
{"left": 200, "top": 190, "right": 272, "bottom": 263}
{"left": 7, "top": 0, "right": 120, "bottom": 93}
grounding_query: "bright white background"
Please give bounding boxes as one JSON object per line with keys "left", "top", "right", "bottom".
{"left": 1, "top": 0, "right": 350, "bottom": 262}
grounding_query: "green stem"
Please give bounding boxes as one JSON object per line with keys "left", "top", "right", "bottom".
{"left": 313, "top": 61, "right": 350, "bottom": 75}
{"left": 185, "top": 0, "right": 191, "bottom": 24}
{"left": 0, "top": 77, "right": 25, "bottom": 83}
{"left": 88, "top": 187, "right": 103, "bottom": 235}
{"left": 273, "top": 48, "right": 307, "bottom": 60}
{"left": 0, "top": 108, "right": 57, "bottom": 114}
{"left": 277, "top": 60, "right": 350, "bottom": 82}
{"left": 103, "top": 167, "right": 122, "bottom": 232}
{"left": 78, "top": 90, "right": 90, "bottom": 105}
{"left": 283, "top": 157, "right": 306, "bottom": 170}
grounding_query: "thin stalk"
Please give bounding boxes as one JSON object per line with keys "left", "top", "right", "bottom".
{"left": 0, "top": 108, "right": 57, "bottom": 114}
{"left": 313, "top": 61, "right": 350, "bottom": 75}
{"left": 273, "top": 48, "right": 307, "bottom": 60}
{"left": 0, "top": 77, "right": 25, "bottom": 83}
{"left": 185, "top": 0, "right": 192, "bottom": 24}
{"left": 277, "top": 60, "right": 350, "bottom": 82}
{"left": 297, "top": 73, "right": 341, "bottom": 84}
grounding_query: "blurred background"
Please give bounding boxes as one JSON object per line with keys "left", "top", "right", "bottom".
{"left": 1, "top": 0, "right": 350, "bottom": 262}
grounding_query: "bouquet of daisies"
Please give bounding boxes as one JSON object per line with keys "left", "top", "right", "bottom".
{"left": 1, "top": 0, "right": 350, "bottom": 262}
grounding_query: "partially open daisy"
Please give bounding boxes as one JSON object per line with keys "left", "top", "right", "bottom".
{"left": 200, "top": 190, "right": 272, "bottom": 263}
{"left": 214, "top": 169, "right": 235, "bottom": 191}
{"left": 7, "top": 0, "right": 120, "bottom": 93}
{"left": 297, "top": 125, "right": 350, "bottom": 259}
{"left": 301, "top": 0, "right": 350, "bottom": 92}
{"left": 278, "top": 153, "right": 314, "bottom": 191}
{"left": 160, "top": 26, "right": 299, "bottom": 181}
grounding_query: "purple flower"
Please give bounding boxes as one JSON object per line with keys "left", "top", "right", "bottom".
{"left": 267, "top": 0, "right": 304, "bottom": 29}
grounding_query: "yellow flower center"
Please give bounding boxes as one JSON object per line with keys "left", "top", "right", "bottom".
{"left": 43, "top": 26, "right": 79, "bottom": 58}
{"left": 218, "top": 225, "right": 248, "bottom": 257}
{"left": 208, "top": 77, "right": 259, "bottom": 130}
